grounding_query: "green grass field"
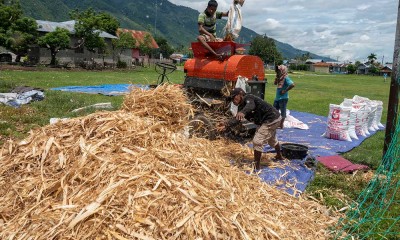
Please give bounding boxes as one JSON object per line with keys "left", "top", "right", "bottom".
{"left": 0, "top": 66, "right": 397, "bottom": 235}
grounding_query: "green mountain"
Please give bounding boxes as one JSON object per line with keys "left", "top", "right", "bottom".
{"left": 20, "top": 0, "right": 332, "bottom": 61}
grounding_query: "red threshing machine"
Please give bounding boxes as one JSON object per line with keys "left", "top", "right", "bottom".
{"left": 184, "top": 41, "right": 266, "bottom": 98}
{"left": 182, "top": 41, "right": 267, "bottom": 140}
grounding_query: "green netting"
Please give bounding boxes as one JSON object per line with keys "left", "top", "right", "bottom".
{"left": 334, "top": 111, "right": 400, "bottom": 239}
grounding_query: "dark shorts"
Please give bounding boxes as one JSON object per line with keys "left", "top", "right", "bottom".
{"left": 273, "top": 99, "right": 289, "bottom": 118}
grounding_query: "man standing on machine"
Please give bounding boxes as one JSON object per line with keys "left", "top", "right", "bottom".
{"left": 197, "top": 0, "right": 229, "bottom": 59}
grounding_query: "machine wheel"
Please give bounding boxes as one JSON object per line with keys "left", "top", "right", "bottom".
{"left": 188, "top": 114, "right": 216, "bottom": 140}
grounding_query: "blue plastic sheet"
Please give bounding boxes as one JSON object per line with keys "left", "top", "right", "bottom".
{"left": 51, "top": 84, "right": 150, "bottom": 96}
{"left": 252, "top": 110, "right": 384, "bottom": 196}
{"left": 262, "top": 110, "right": 385, "bottom": 157}
{"left": 258, "top": 158, "right": 316, "bottom": 197}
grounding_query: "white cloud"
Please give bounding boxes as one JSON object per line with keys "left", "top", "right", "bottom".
{"left": 169, "top": 0, "right": 397, "bottom": 62}
{"left": 360, "top": 35, "right": 370, "bottom": 41}
{"left": 357, "top": 4, "right": 371, "bottom": 11}
{"left": 264, "top": 18, "right": 281, "bottom": 30}
{"left": 292, "top": 5, "right": 305, "bottom": 11}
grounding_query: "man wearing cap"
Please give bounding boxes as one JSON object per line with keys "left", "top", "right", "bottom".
{"left": 218, "top": 88, "right": 284, "bottom": 170}
{"left": 197, "top": 0, "right": 229, "bottom": 59}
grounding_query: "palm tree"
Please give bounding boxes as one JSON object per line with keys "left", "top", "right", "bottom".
{"left": 367, "top": 53, "right": 377, "bottom": 64}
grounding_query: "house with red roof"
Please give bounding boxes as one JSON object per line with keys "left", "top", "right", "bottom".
{"left": 26, "top": 20, "right": 161, "bottom": 68}
{"left": 380, "top": 64, "right": 392, "bottom": 77}
{"left": 117, "top": 29, "right": 159, "bottom": 66}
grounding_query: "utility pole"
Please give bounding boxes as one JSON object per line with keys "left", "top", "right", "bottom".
{"left": 383, "top": 0, "right": 400, "bottom": 155}
{"left": 154, "top": 0, "right": 158, "bottom": 36}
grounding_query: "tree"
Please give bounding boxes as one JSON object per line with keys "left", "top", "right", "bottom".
{"left": 0, "top": 0, "right": 23, "bottom": 44}
{"left": 9, "top": 17, "right": 37, "bottom": 61}
{"left": 38, "top": 27, "right": 70, "bottom": 66}
{"left": 369, "top": 64, "right": 379, "bottom": 75}
{"left": 249, "top": 35, "right": 283, "bottom": 65}
{"left": 154, "top": 36, "right": 174, "bottom": 59}
{"left": 0, "top": 1, "right": 37, "bottom": 62}
{"left": 139, "top": 33, "right": 154, "bottom": 58}
{"left": 113, "top": 32, "right": 136, "bottom": 59}
{"left": 367, "top": 53, "right": 377, "bottom": 64}
{"left": 69, "top": 8, "right": 119, "bottom": 53}
{"left": 346, "top": 64, "right": 357, "bottom": 74}
{"left": 96, "top": 12, "right": 119, "bottom": 35}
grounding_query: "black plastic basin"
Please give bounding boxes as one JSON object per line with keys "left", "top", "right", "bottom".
{"left": 281, "top": 143, "right": 309, "bottom": 159}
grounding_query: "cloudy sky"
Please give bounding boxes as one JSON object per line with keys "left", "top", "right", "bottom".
{"left": 169, "top": 0, "right": 398, "bottom": 63}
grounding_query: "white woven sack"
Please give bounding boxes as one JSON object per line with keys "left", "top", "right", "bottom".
{"left": 341, "top": 99, "right": 358, "bottom": 139}
{"left": 223, "top": 2, "right": 243, "bottom": 40}
{"left": 362, "top": 104, "right": 371, "bottom": 135}
{"left": 353, "top": 95, "right": 370, "bottom": 103}
{"left": 322, "top": 104, "right": 352, "bottom": 141}
{"left": 230, "top": 76, "right": 248, "bottom": 116}
{"left": 367, "top": 101, "right": 379, "bottom": 131}
{"left": 372, "top": 100, "right": 385, "bottom": 128}
{"left": 352, "top": 96, "right": 371, "bottom": 136}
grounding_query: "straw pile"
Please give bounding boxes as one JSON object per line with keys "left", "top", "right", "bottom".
{"left": 121, "top": 84, "right": 194, "bottom": 131}
{"left": 0, "top": 85, "right": 338, "bottom": 239}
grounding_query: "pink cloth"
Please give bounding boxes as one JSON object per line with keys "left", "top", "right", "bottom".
{"left": 274, "top": 65, "right": 288, "bottom": 88}
{"left": 317, "top": 155, "right": 369, "bottom": 173}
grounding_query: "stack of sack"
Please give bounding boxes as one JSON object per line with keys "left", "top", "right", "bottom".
{"left": 323, "top": 95, "right": 384, "bottom": 141}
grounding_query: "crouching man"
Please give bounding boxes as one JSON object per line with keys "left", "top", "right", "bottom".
{"left": 217, "top": 88, "right": 284, "bottom": 170}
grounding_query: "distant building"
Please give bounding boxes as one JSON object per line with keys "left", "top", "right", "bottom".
{"left": 356, "top": 63, "right": 370, "bottom": 75}
{"left": 311, "top": 62, "right": 332, "bottom": 73}
{"left": 331, "top": 63, "right": 349, "bottom": 74}
{"left": 28, "top": 20, "right": 118, "bottom": 67}
{"left": 117, "top": 29, "right": 159, "bottom": 66}
{"left": 0, "top": 51, "right": 16, "bottom": 63}
{"left": 380, "top": 64, "right": 392, "bottom": 77}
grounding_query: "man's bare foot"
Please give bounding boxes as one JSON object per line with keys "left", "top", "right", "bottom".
{"left": 215, "top": 53, "right": 224, "bottom": 61}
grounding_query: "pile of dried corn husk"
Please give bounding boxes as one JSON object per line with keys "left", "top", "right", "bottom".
{"left": 121, "top": 84, "right": 194, "bottom": 131}
{"left": 0, "top": 85, "right": 338, "bottom": 239}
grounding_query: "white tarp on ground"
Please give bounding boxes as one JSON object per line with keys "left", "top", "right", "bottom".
{"left": 0, "top": 90, "right": 44, "bottom": 107}
{"left": 284, "top": 110, "right": 309, "bottom": 130}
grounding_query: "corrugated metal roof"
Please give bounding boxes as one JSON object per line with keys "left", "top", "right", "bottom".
{"left": 305, "top": 59, "right": 323, "bottom": 64}
{"left": 118, "top": 28, "right": 159, "bottom": 49}
{"left": 36, "top": 20, "right": 117, "bottom": 39}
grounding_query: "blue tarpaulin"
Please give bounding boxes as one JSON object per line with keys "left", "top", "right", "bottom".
{"left": 258, "top": 158, "right": 316, "bottom": 196}
{"left": 253, "top": 110, "right": 384, "bottom": 196}
{"left": 51, "top": 84, "right": 150, "bottom": 96}
{"left": 263, "top": 110, "right": 385, "bottom": 157}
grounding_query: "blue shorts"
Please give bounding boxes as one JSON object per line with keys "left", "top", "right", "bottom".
{"left": 273, "top": 99, "right": 288, "bottom": 118}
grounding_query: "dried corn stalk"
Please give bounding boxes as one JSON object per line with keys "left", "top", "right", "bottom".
{"left": 0, "top": 85, "right": 339, "bottom": 239}
{"left": 121, "top": 84, "right": 194, "bottom": 131}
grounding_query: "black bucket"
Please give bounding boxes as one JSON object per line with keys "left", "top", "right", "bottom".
{"left": 281, "top": 143, "right": 309, "bottom": 159}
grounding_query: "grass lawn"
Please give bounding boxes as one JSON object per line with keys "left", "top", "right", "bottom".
{"left": 0, "top": 66, "right": 398, "bottom": 234}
